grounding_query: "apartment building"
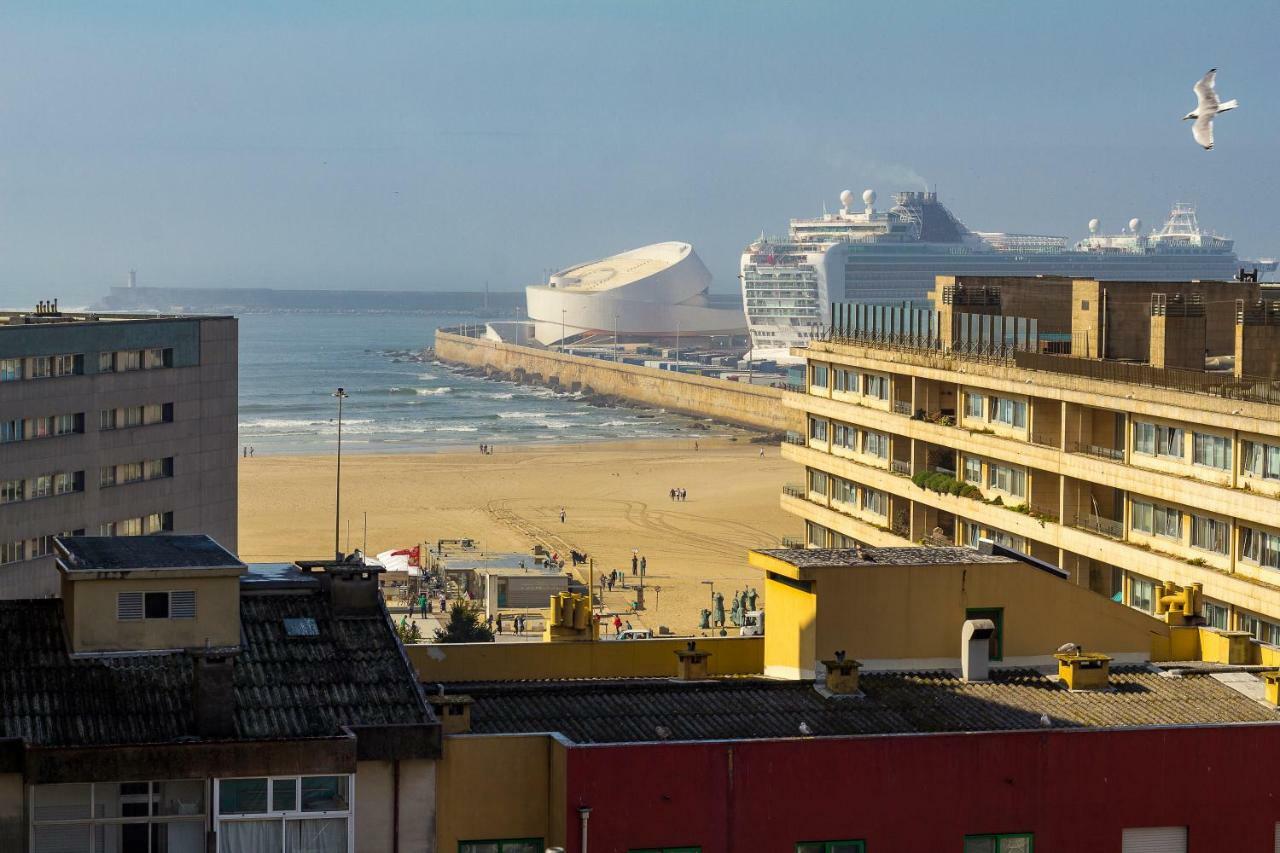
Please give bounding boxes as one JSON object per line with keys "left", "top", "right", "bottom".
{"left": 0, "top": 304, "right": 237, "bottom": 597}
{"left": 783, "top": 275, "right": 1280, "bottom": 639}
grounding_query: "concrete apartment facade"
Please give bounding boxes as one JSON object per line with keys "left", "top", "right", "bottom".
{"left": 783, "top": 275, "right": 1280, "bottom": 641}
{"left": 0, "top": 308, "right": 237, "bottom": 598}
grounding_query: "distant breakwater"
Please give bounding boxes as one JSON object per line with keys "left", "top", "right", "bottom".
{"left": 433, "top": 330, "right": 802, "bottom": 435}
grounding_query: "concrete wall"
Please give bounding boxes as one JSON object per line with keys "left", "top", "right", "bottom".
{"left": 355, "top": 758, "right": 436, "bottom": 853}
{"left": 434, "top": 330, "right": 801, "bottom": 434}
{"left": 0, "top": 772, "right": 21, "bottom": 853}
{"left": 406, "top": 636, "right": 763, "bottom": 683}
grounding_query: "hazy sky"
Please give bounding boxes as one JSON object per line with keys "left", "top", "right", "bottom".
{"left": 2, "top": 0, "right": 1277, "bottom": 306}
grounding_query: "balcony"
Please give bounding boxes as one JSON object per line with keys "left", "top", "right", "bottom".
{"left": 1069, "top": 441, "right": 1124, "bottom": 463}
{"left": 890, "top": 459, "right": 911, "bottom": 476}
{"left": 892, "top": 400, "right": 913, "bottom": 416}
{"left": 1073, "top": 513, "right": 1124, "bottom": 540}
{"left": 783, "top": 484, "right": 806, "bottom": 499}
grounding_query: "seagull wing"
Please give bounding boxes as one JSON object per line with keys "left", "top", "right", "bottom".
{"left": 1195, "top": 69, "right": 1220, "bottom": 110}
{"left": 1193, "top": 114, "right": 1215, "bottom": 150}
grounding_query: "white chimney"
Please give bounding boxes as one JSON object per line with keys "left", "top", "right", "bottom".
{"left": 961, "top": 618, "right": 996, "bottom": 682}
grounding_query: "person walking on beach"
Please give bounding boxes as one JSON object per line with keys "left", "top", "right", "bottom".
{"left": 631, "top": 554, "right": 638, "bottom": 575}
{"left": 669, "top": 488, "right": 676, "bottom": 501}
{"left": 640, "top": 555, "right": 647, "bottom": 577}
{"left": 495, "top": 614, "right": 503, "bottom": 634}
{"left": 560, "top": 507, "right": 566, "bottom": 524}
{"left": 612, "top": 614, "right": 623, "bottom": 636}
{"left": 243, "top": 446, "right": 248, "bottom": 458}
{"left": 418, "top": 592, "right": 428, "bottom": 618}
{"left": 249, "top": 446, "right": 255, "bottom": 458}
{"left": 759, "top": 448, "right": 765, "bottom": 458}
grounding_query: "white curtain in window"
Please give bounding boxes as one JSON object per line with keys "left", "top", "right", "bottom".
{"left": 285, "top": 818, "right": 347, "bottom": 853}
{"left": 219, "top": 820, "right": 282, "bottom": 853}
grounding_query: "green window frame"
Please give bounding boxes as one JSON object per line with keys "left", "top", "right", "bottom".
{"left": 964, "top": 832, "right": 1033, "bottom": 852}
{"left": 797, "top": 841, "right": 865, "bottom": 853}
{"left": 965, "top": 607, "right": 1004, "bottom": 661}
{"left": 459, "top": 840, "right": 544, "bottom": 853}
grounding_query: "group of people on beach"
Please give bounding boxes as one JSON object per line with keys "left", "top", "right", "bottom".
{"left": 241, "top": 446, "right": 256, "bottom": 458}
{"left": 492, "top": 613, "right": 529, "bottom": 635}
{"left": 478, "top": 444, "right": 494, "bottom": 455}
{"left": 668, "top": 487, "right": 688, "bottom": 501}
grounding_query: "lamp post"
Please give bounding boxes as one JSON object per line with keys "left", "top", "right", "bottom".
{"left": 613, "top": 313, "right": 619, "bottom": 362}
{"left": 333, "top": 387, "right": 349, "bottom": 559}
{"left": 560, "top": 308, "right": 566, "bottom": 351}
{"left": 675, "top": 323, "right": 681, "bottom": 368}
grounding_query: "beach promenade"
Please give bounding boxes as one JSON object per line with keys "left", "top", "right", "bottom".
{"left": 238, "top": 438, "right": 797, "bottom": 633}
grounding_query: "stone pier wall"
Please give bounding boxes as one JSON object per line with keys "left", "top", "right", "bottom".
{"left": 433, "top": 330, "right": 802, "bottom": 434}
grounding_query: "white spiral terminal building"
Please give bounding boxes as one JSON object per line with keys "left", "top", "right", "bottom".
{"left": 525, "top": 241, "right": 746, "bottom": 346}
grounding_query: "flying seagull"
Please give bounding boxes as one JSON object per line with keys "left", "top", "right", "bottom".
{"left": 1184, "top": 68, "right": 1238, "bottom": 150}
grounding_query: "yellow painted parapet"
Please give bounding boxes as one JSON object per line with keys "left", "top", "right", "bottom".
{"left": 1261, "top": 671, "right": 1280, "bottom": 707}
{"left": 543, "top": 592, "right": 597, "bottom": 642}
{"left": 1197, "top": 627, "right": 1255, "bottom": 664}
{"left": 1055, "top": 651, "right": 1113, "bottom": 690}
{"left": 1154, "top": 581, "right": 1203, "bottom": 626}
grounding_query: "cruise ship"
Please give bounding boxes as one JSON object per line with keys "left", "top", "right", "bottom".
{"left": 741, "top": 189, "right": 1274, "bottom": 361}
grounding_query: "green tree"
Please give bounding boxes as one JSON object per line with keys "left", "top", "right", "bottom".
{"left": 434, "top": 602, "right": 495, "bottom": 643}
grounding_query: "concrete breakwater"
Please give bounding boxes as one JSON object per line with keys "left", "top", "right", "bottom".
{"left": 433, "top": 330, "right": 803, "bottom": 434}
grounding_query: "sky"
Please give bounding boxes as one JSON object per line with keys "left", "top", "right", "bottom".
{"left": 1, "top": 0, "right": 1278, "bottom": 306}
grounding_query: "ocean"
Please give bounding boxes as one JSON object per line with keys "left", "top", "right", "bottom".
{"left": 237, "top": 313, "right": 729, "bottom": 454}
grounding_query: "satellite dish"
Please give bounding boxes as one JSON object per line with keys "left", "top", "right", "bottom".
{"left": 1129, "top": 217, "right": 1142, "bottom": 234}
{"left": 862, "top": 189, "right": 877, "bottom": 207}
{"left": 1088, "top": 218, "right": 1100, "bottom": 234}
{"left": 839, "top": 189, "right": 854, "bottom": 209}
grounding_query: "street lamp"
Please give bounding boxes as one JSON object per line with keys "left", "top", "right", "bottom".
{"left": 333, "top": 387, "right": 349, "bottom": 559}
{"left": 560, "top": 308, "right": 567, "bottom": 352}
{"left": 675, "top": 323, "right": 681, "bottom": 368}
{"left": 613, "top": 313, "right": 619, "bottom": 362}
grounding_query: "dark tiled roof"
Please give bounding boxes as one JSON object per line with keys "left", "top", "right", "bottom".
{"left": 0, "top": 592, "right": 433, "bottom": 748}
{"left": 57, "top": 535, "right": 244, "bottom": 572}
{"left": 457, "top": 667, "right": 1279, "bottom": 744}
{"left": 754, "top": 546, "right": 1013, "bottom": 569}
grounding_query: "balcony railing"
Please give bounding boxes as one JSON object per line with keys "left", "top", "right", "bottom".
{"left": 1069, "top": 441, "right": 1125, "bottom": 462}
{"left": 892, "top": 400, "right": 913, "bottom": 416}
{"left": 890, "top": 459, "right": 912, "bottom": 476}
{"left": 1073, "top": 512, "right": 1124, "bottom": 540}
{"left": 781, "top": 536, "right": 804, "bottom": 548}
{"left": 783, "top": 484, "right": 806, "bottom": 498}
{"left": 783, "top": 432, "right": 806, "bottom": 446}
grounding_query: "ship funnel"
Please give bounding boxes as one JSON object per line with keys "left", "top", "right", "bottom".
{"left": 1088, "top": 218, "right": 1100, "bottom": 235}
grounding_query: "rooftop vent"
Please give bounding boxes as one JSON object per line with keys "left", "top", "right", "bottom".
{"left": 820, "top": 649, "right": 863, "bottom": 696}
{"left": 1054, "top": 645, "right": 1112, "bottom": 691}
{"left": 674, "top": 640, "right": 712, "bottom": 681}
{"left": 961, "top": 619, "right": 995, "bottom": 682}
{"left": 426, "top": 690, "right": 474, "bottom": 735}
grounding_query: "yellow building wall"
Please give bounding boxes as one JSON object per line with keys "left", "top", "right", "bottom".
{"left": 436, "top": 735, "right": 560, "bottom": 850}
{"left": 762, "top": 574, "right": 817, "bottom": 679}
{"left": 407, "top": 635, "right": 762, "bottom": 683}
{"left": 65, "top": 575, "right": 241, "bottom": 653}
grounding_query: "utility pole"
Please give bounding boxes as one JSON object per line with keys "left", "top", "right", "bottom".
{"left": 332, "top": 387, "right": 349, "bottom": 560}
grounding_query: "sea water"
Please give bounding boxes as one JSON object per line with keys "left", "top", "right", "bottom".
{"left": 237, "top": 312, "right": 725, "bottom": 454}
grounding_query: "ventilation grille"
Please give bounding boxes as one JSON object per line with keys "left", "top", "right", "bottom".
{"left": 117, "top": 592, "right": 143, "bottom": 621}
{"left": 170, "top": 590, "right": 196, "bottom": 620}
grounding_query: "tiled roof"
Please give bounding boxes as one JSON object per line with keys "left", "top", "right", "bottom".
{"left": 0, "top": 591, "right": 433, "bottom": 748}
{"left": 57, "top": 535, "right": 244, "bottom": 572}
{"left": 754, "top": 546, "right": 1013, "bottom": 568}
{"left": 456, "top": 667, "right": 1279, "bottom": 744}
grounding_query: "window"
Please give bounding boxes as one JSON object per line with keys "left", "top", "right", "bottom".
{"left": 26, "top": 534, "right": 54, "bottom": 559}
{"left": 101, "top": 465, "right": 117, "bottom": 487}
{"left": 809, "top": 417, "right": 828, "bottom": 442}
{"left": 53, "top": 354, "right": 79, "bottom": 376}
{"left": 99, "top": 351, "right": 115, "bottom": 372}
{"left": 100, "top": 408, "right": 118, "bottom": 430}
{"left": 31, "top": 475, "right": 52, "bottom": 499}
{"left": 1203, "top": 600, "right": 1229, "bottom": 630}
{"left": 966, "top": 607, "right": 1004, "bottom": 661}
{"left": 862, "top": 431, "right": 889, "bottom": 459}
{"left": 0, "top": 540, "right": 24, "bottom": 565}
{"left": 54, "top": 413, "right": 80, "bottom": 435}
{"left": 1121, "top": 826, "right": 1185, "bottom": 852}
{"left": 833, "top": 423, "right": 856, "bottom": 450}
{"left": 53, "top": 472, "right": 79, "bottom": 495}
{"left": 119, "top": 591, "right": 195, "bottom": 621}
{"left": 832, "top": 477, "right": 856, "bottom": 505}
{"left": 144, "top": 347, "right": 167, "bottom": 369}
{"left": 1190, "top": 515, "right": 1228, "bottom": 554}
{"left": 32, "top": 781, "right": 207, "bottom": 853}
{"left": 1132, "top": 500, "right": 1179, "bottom": 539}
{"left": 963, "top": 456, "right": 982, "bottom": 484}
{"left": 215, "top": 776, "right": 352, "bottom": 853}
{"left": 0, "top": 419, "right": 21, "bottom": 442}
{"left": 1192, "top": 433, "right": 1231, "bottom": 470}
{"left": 810, "top": 364, "right": 829, "bottom": 388}
{"left": 1134, "top": 422, "right": 1183, "bottom": 458}
{"left": 806, "top": 521, "right": 827, "bottom": 548}
{"left": 991, "top": 397, "right": 1026, "bottom": 428}
{"left": 1242, "top": 440, "right": 1280, "bottom": 480}
{"left": 146, "top": 457, "right": 173, "bottom": 480}
{"left": 808, "top": 469, "right": 828, "bottom": 496}
{"left": 1131, "top": 500, "right": 1153, "bottom": 534}
{"left": 965, "top": 832, "right": 1033, "bottom": 852}
{"left": 964, "top": 392, "right": 985, "bottom": 419}
{"left": 1240, "top": 613, "right": 1280, "bottom": 646}
{"left": 121, "top": 462, "right": 145, "bottom": 484}
{"left": 797, "top": 844, "right": 864, "bottom": 853}
{"left": 1130, "top": 576, "right": 1155, "bottom": 613}
{"left": 1, "top": 479, "right": 23, "bottom": 504}
{"left": 30, "top": 356, "right": 52, "bottom": 379}
{"left": 461, "top": 841, "right": 545, "bottom": 853}
{"left": 1241, "top": 526, "right": 1280, "bottom": 570}
{"left": 986, "top": 464, "right": 1025, "bottom": 498}
{"left": 861, "top": 488, "right": 885, "bottom": 516}
{"left": 144, "top": 512, "right": 174, "bottom": 534}
{"left": 863, "top": 374, "right": 888, "bottom": 400}
{"left": 0, "top": 358, "right": 21, "bottom": 381}
{"left": 118, "top": 350, "right": 142, "bottom": 371}
{"left": 124, "top": 406, "right": 143, "bottom": 427}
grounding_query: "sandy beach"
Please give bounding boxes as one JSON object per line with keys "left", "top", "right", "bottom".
{"left": 238, "top": 437, "right": 797, "bottom": 633}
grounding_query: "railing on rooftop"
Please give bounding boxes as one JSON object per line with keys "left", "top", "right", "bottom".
{"left": 1073, "top": 512, "right": 1124, "bottom": 540}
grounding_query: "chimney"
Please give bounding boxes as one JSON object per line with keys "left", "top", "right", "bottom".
{"left": 298, "top": 560, "right": 385, "bottom": 618}
{"left": 820, "top": 650, "right": 862, "bottom": 695}
{"left": 674, "top": 640, "right": 712, "bottom": 680}
{"left": 961, "top": 619, "right": 995, "bottom": 682}
{"left": 192, "top": 646, "right": 239, "bottom": 739}
{"left": 1054, "top": 648, "right": 1112, "bottom": 691}
{"left": 426, "top": 691, "right": 473, "bottom": 735}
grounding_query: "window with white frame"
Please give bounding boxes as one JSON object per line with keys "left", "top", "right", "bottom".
{"left": 1133, "top": 422, "right": 1183, "bottom": 458}
{"left": 986, "top": 463, "right": 1025, "bottom": 498}
{"left": 831, "top": 476, "right": 856, "bottom": 506}
{"left": 30, "top": 780, "right": 207, "bottom": 853}
{"left": 1242, "top": 440, "right": 1280, "bottom": 480}
{"left": 963, "top": 456, "right": 982, "bottom": 485}
{"left": 1192, "top": 433, "right": 1231, "bottom": 470}
{"left": 862, "top": 431, "right": 888, "bottom": 459}
{"left": 807, "top": 468, "right": 828, "bottom": 496}
{"left": 863, "top": 374, "right": 888, "bottom": 400}
{"left": 1131, "top": 499, "right": 1179, "bottom": 539}
{"left": 1, "top": 478, "right": 23, "bottom": 503}
{"left": 1190, "top": 514, "right": 1228, "bottom": 554}
{"left": 1130, "top": 576, "right": 1155, "bottom": 613}
{"left": 833, "top": 423, "right": 855, "bottom": 451}
{"left": 117, "top": 590, "right": 196, "bottom": 621}
{"left": 861, "top": 488, "right": 885, "bottom": 516}
{"left": 964, "top": 392, "right": 985, "bottom": 420}
{"left": 0, "top": 540, "right": 24, "bottom": 565}
{"left": 810, "top": 364, "right": 829, "bottom": 388}
{"left": 215, "top": 775, "right": 352, "bottom": 853}
{"left": 990, "top": 397, "right": 1026, "bottom": 429}
{"left": 1241, "top": 526, "right": 1280, "bottom": 571}
{"left": 0, "top": 357, "right": 21, "bottom": 381}
{"left": 1240, "top": 613, "right": 1280, "bottom": 646}
{"left": 808, "top": 417, "right": 828, "bottom": 442}
{"left": 1202, "top": 600, "right": 1229, "bottom": 630}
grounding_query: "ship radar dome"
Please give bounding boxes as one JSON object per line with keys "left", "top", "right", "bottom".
{"left": 1088, "top": 218, "right": 1100, "bottom": 234}
{"left": 839, "top": 189, "right": 854, "bottom": 209}
{"left": 862, "top": 189, "right": 877, "bottom": 207}
{"left": 1129, "top": 217, "right": 1142, "bottom": 234}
